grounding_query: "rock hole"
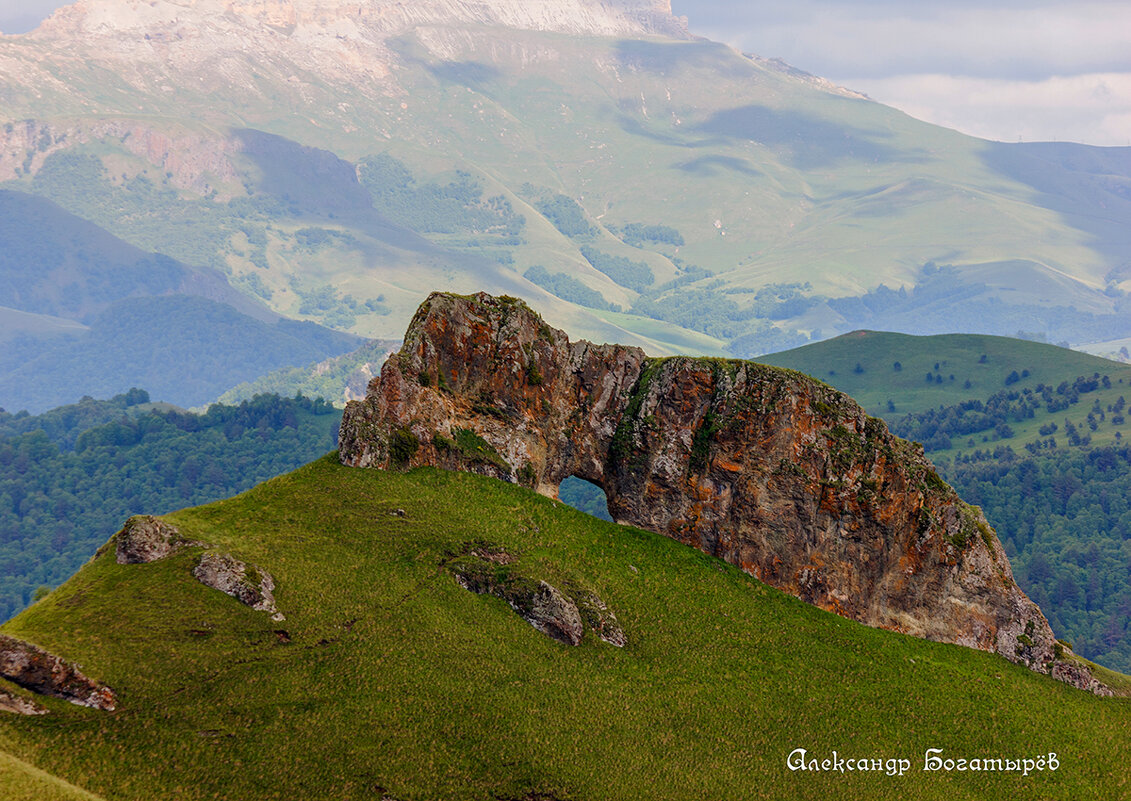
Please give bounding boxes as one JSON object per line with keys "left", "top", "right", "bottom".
{"left": 558, "top": 476, "right": 612, "bottom": 522}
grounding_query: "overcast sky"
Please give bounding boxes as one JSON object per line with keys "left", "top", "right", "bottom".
{"left": 2, "top": 0, "right": 1128, "bottom": 146}
{"left": 670, "top": 0, "right": 1131, "bottom": 147}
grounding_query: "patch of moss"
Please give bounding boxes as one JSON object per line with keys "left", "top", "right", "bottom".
{"left": 689, "top": 410, "right": 722, "bottom": 473}
{"left": 773, "top": 459, "right": 806, "bottom": 478}
{"left": 609, "top": 359, "right": 662, "bottom": 466}
{"left": 924, "top": 470, "right": 949, "bottom": 494}
{"left": 955, "top": 502, "right": 996, "bottom": 551}
{"left": 812, "top": 400, "right": 835, "bottom": 417}
{"left": 389, "top": 427, "right": 419, "bottom": 465}
{"left": 453, "top": 427, "right": 510, "bottom": 471}
{"left": 527, "top": 361, "right": 543, "bottom": 386}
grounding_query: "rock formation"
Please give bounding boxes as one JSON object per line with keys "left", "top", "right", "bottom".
{"left": 446, "top": 543, "right": 624, "bottom": 646}
{"left": 0, "top": 687, "right": 47, "bottom": 715}
{"left": 0, "top": 634, "right": 117, "bottom": 711}
{"left": 340, "top": 291, "right": 1110, "bottom": 694}
{"left": 115, "top": 515, "right": 195, "bottom": 564}
{"left": 193, "top": 552, "right": 283, "bottom": 621}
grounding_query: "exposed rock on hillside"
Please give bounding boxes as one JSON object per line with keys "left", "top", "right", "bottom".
{"left": 341, "top": 291, "right": 1108, "bottom": 693}
{"left": 446, "top": 544, "right": 623, "bottom": 646}
{"left": 193, "top": 552, "right": 283, "bottom": 621}
{"left": 0, "top": 686, "right": 47, "bottom": 715}
{"left": 0, "top": 634, "right": 116, "bottom": 710}
{"left": 115, "top": 515, "right": 198, "bottom": 564}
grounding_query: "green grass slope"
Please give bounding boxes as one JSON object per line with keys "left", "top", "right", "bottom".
{"left": 0, "top": 456, "right": 1127, "bottom": 800}
{"left": 0, "top": 750, "right": 106, "bottom": 801}
{"left": 761, "top": 330, "right": 1130, "bottom": 420}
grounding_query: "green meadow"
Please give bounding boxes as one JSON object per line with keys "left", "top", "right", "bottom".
{"left": 0, "top": 456, "right": 1126, "bottom": 800}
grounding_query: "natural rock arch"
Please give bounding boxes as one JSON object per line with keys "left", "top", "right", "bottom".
{"left": 339, "top": 292, "right": 1109, "bottom": 693}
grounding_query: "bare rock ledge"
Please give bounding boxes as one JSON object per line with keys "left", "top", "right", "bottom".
{"left": 193, "top": 552, "right": 284, "bottom": 621}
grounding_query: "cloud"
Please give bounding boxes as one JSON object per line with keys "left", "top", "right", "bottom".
{"left": 676, "top": 1, "right": 1131, "bottom": 81}
{"left": 847, "top": 72, "right": 1131, "bottom": 146}
{"left": 0, "top": 0, "right": 68, "bottom": 34}
{"left": 672, "top": 1, "right": 1131, "bottom": 145}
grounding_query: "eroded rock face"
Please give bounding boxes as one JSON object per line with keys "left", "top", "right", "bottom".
{"left": 0, "top": 634, "right": 117, "bottom": 711}
{"left": 193, "top": 552, "right": 282, "bottom": 620}
{"left": 115, "top": 515, "right": 188, "bottom": 564}
{"left": 1052, "top": 660, "right": 1114, "bottom": 697}
{"left": 339, "top": 292, "right": 1107, "bottom": 693}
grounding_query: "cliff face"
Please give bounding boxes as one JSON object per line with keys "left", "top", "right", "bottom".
{"left": 339, "top": 292, "right": 1108, "bottom": 693}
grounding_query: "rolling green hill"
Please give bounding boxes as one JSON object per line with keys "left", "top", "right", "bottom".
{"left": 0, "top": 456, "right": 1127, "bottom": 800}
{"left": 0, "top": 189, "right": 363, "bottom": 412}
{"left": 760, "top": 330, "right": 1131, "bottom": 424}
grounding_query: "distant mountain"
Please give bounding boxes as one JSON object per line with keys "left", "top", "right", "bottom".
{"left": 1, "top": 0, "right": 1130, "bottom": 365}
{"left": 0, "top": 189, "right": 362, "bottom": 412}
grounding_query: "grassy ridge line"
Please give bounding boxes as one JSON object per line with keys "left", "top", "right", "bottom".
{"left": 760, "top": 330, "right": 1130, "bottom": 419}
{"left": 0, "top": 456, "right": 1127, "bottom": 800}
{"left": 761, "top": 330, "right": 1131, "bottom": 457}
{"left": 0, "top": 749, "right": 106, "bottom": 801}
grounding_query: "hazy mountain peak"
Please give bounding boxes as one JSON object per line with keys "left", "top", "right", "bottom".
{"left": 33, "top": 0, "right": 688, "bottom": 40}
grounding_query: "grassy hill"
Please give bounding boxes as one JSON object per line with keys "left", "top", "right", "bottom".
{"left": 762, "top": 330, "right": 1131, "bottom": 454}
{"left": 0, "top": 456, "right": 1127, "bottom": 800}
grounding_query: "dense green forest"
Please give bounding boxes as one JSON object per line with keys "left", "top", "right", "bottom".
{"left": 0, "top": 392, "right": 340, "bottom": 620}
{"left": 218, "top": 339, "right": 398, "bottom": 406}
{"left": 941, "top": 447, "right": 1131, "bottom": 672}
{"left": 358, "top": 153, "right": 525, "bottom": 239}
{"left": 523, "top": 265, "right": 619, "bottom": 312}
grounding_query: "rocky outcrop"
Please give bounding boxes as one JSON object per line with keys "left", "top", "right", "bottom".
{"left": 193, "top": 552, "right": 283, "bottom": 621}
{"left": 0, "top": 634, "right": 116, "bottom": 711}
{"left": 446, "top": 544, "right": 623, "bottom": 647}
{"left": 115, "top": 515, "right": 195, "bottom": 564}
{"left": 1052, "top": 660, "right": 1114, "bottom": 697}
{"left": 340, "top": 292, "right": 1108, "bottom": 693}
{"left": 0, "top": 687, "right": 47, "bottom": 715}
{"left": 34, "top": 0, "right": 689, "bottom": 42}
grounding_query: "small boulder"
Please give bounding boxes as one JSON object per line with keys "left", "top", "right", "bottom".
{"left": 1051, "top": 660, "right": 1114, "bottom": 697}
{"left": 575, "top": 591, "right": 626, "bottom": 648}
{"left": 115, "top": 515, "right": 189, "bottom": 564}
{"left": 193, "top": 552, "right": 283, "bottom": 620}
{"left": 525, "top": 582, "right": 585, "bottom": 646}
